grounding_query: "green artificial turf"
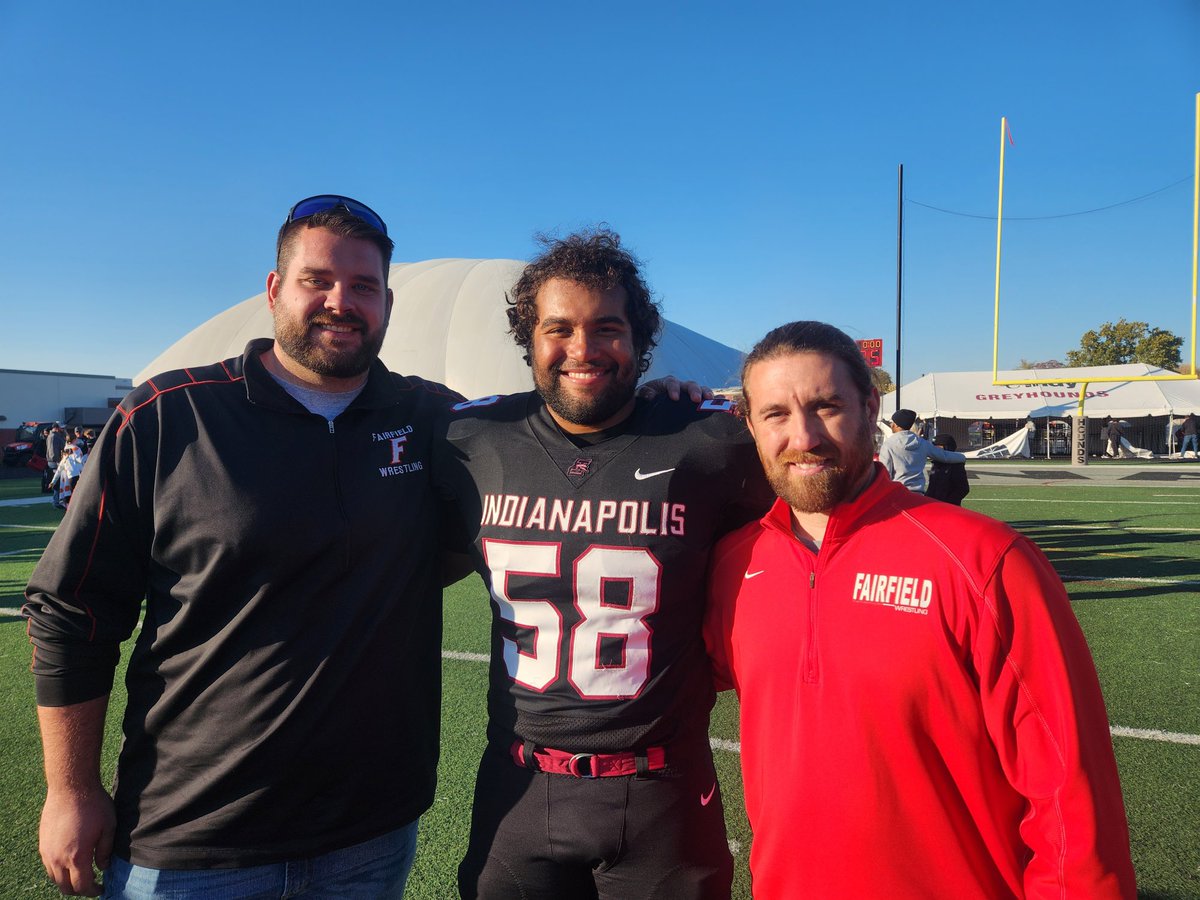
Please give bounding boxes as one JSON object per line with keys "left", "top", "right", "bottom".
{"left": 0, "top": 482, "right": 1196, "bottom": 898}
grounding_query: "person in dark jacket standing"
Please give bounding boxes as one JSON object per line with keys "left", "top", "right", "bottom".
{"left": 1104, "top": 417, "right": 1124, "bottom": 458}
{"left": 42, "top": 424, "right": 66, "bottom": 493}
{"left": 45, "top": 423, "right": 66, "bottom": 469}
{"left": 925, "top": 434, "right": 970, "bottom": 505}
{"left": 23, "top": 196, "right": 461, "bottom": 898}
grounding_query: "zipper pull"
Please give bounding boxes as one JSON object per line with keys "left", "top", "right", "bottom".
{"left": 810, "top": 572, "right": 815, "bottom": 589}
{"left": 328, "top": 419, "right": 335, "bottom": 434}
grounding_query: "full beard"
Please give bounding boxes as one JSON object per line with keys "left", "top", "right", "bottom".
{"left": 761, "top": 423, "right": 876, "bottom": 514}
{"left": 273, "top": 311, "right": 385, "bottom": 380}
{"left": 534, "top": 362, "right": 637, "bottom": 428}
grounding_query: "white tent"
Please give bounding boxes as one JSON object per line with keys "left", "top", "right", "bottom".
{"left": 878, "top": 364, "right": 1200, "bottom": 421}
{"left": 136, "top": 258, "right": 746, "bottom": 400}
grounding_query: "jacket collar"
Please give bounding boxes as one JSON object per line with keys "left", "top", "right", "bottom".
{"left": 761, "top": 463, "right": 913, "bottom": 548}
{"left": 240, "top": 338, "right": 405, "bottom": 414}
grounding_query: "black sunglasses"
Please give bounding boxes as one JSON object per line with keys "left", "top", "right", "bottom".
{"left": 285, "top": 194, "right": 388, "bottom": 235}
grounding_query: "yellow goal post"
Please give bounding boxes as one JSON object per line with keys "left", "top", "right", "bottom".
{"left": 991, "top": 92, "right": 1199, "bottom": 418}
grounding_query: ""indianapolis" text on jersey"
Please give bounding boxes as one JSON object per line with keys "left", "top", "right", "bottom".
{"left": 482, "top": 493, "right": 687, "bottom": 537}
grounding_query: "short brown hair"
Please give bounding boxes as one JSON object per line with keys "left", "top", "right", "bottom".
{"left": 742, "top": 321, "right": 874, "bottom": 407}
{"left": 275, "top": 209, "right": 394, "bottom": 281}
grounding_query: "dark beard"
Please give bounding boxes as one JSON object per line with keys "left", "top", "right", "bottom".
{"left": 273, "top": 312, "right": 384, "bottom": 379}
{"left": 534, "top": 362, "right": 637, "bottom": 428}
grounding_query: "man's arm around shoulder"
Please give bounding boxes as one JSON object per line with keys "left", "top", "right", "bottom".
{"left": 37, "top": 696, "right": 115, "bottom": 897}
{"left": 925, "top": 440, "right": 967, "bottom": 464}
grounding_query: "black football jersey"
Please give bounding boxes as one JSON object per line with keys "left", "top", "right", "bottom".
{"left": 435, "top": 392, "right": 772, "bottom": 753}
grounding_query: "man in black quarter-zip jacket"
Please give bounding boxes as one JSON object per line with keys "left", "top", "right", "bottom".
{"left": 24, "top": 195, "right": 462, "bottom": 898}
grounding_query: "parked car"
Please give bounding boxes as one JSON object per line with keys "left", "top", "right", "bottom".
{"left": 3, "top": 421, "right": 56, "bottom": 468}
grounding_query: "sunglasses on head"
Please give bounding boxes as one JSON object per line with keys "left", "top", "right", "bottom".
{"left": 285, "top": 194, "right": 388, "bottom": 235}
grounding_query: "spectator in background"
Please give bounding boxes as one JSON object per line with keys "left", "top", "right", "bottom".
{"left": 42, "top": 425, "right": 67, "bottom": 494}
{"left": 48, "top": 449, "right": 68, "bottom": 510}
{"left": 1178, "top": 412, "right": 1198, "bottom": 459}
{"left": 48, "top": 446, "right": 82, "bottom": 510}
{"left": 45, "top": 424, "right": 66, "bottom": 469}
{"left": 925, "top": 434, "right": 970, "bottom": 505}
{"left": 1104, "top": 417, "right": 1124, "bottom": 459}
{"left": 66, "top": 442, "right": 86, "bottom": 497}
{"left": 878, "top": 408, "right": 966, "bottom": 494}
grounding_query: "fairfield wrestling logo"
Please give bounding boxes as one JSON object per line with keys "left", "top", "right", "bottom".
{"left": 851, "top": 572, "right": 934, "bottom": 615}
{"left": 372, "top": 426, "right": 423, "bottom": 477}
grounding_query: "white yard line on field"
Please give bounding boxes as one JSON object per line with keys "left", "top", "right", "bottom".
{"left": 0, "top": 523, "right": 58, "bottom": 532}
{"left": 1109, "top": 726, "right": 1200, "bottom": 746}
{"left": 1061, "top": 575, "right": 1200, "bottom": 588}
{"left": 1036, "top": 524, "right": 1200, "bottom": 533}
{"left": 709, "top": 737, "right": 742, "bottom": 753}
{"left": 0, "top": 496, "right": 52, "bottom": 507}
{"left": 971, "top": 498, "right": 1193, "bottom": 506}
{"left": 442, "top": 650, "right": 490, "bottom": 663}
{"left": 711, "top": 728, "right": 1200, "bottom": 749}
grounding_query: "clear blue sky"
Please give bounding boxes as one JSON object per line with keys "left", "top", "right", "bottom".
{"left": 2, "top": 2, "right": 1198, "bottom": 384}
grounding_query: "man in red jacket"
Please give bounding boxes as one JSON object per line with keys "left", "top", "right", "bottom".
{"left": 704, "top": 320, "right": 1136, "bottom": 899}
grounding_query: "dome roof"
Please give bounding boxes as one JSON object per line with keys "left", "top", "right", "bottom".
{"left": 136, "top": 258, "right": 746, "bottom": 399}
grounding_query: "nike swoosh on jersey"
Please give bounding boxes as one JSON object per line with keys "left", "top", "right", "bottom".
{"left": 744, "top": 570, "right": 765, "bottom": 579}
{"left": 633, "top": 467, "right": 676, "bottom": 480}
{"left": 700, "top": 782, "right": 717, "bottom": 807}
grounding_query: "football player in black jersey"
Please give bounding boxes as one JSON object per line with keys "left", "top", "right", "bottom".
{"left": 438, "top": 229, "right": 771, "bottom": 899}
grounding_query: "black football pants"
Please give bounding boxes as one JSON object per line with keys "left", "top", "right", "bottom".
{"left": 458, "top": 743, "right": 733, "bottom": 899}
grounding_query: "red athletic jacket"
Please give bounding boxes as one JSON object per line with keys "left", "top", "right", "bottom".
{"left": 704, "top": 465, "right": 1136, "bottom": 899}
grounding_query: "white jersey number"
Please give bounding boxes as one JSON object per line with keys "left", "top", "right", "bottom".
{"left": 481, "top": 540, "right": 662, "bottom": 699}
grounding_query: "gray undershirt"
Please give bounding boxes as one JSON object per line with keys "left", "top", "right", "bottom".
{"left": 269, "top": 372, "right": 364, "bottom": 422}
{"left": 792, "top": 521, "right": 821, "bottom": 553}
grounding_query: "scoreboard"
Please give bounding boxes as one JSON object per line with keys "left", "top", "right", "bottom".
{"left": 857, "top": 338, "right": 883, "bottom": 368}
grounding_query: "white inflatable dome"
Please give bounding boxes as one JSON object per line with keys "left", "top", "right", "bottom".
{"left": 137, "top": 258, "right": 746, "bottom": 400}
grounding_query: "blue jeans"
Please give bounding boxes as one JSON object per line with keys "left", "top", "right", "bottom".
{"left": 101, "top": 820, "right": 418, "bottom": 899}
{"left": 1182, "top": 433, "right": 1198, "bottom": 457}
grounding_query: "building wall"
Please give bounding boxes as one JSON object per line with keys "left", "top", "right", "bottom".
{"left": 0, "top": 369, "right": 132, "bottom": 445}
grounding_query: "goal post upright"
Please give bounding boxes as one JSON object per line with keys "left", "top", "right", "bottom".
{"left": 991, "top": 92, "right": 1200, "bottom": 390}
{"left": 993, "top": 116, "right": 1007, "bottom": 382}
{"left": 1190, "top": 90, "right": 1198, "bottom": 377}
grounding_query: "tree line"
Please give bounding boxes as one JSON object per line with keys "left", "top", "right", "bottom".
{"left": 869, "top": 318, "right": 1187, "bottom": 396}
{"left": 1020, "top": 319, "right": 1188, "bottom": 372}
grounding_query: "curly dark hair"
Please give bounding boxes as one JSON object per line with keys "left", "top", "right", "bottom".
{"left": 507, "top": 228, "right": 663, "bottom": 376}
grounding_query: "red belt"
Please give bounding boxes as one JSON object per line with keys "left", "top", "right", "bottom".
{"left": 510, "top": 740, "right": 667, "bottom": 778}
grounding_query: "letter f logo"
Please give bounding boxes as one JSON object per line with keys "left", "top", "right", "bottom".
{"left": 390, "top": 435, "right": 408, "bottom": 464}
